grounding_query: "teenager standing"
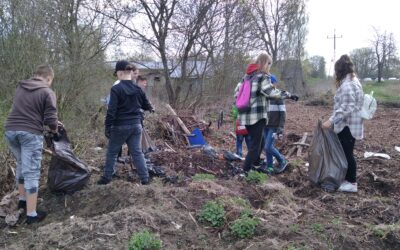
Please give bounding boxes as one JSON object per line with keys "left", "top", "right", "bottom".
{"left": 323, "top": 55, "right": 364, "bottom": 193}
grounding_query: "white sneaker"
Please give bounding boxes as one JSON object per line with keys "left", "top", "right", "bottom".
{"left": 338, "top": 181, "right": 357, "bottom": 193}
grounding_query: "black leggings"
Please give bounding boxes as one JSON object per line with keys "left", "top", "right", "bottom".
{"left": 243, "top": 119, "right": 266, "bottom": 172}
{"left": 337, "top": 126, "right": 357, "bottom": 183}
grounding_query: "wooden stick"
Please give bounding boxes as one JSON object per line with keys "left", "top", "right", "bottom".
{"left": 198, "top": 166, "right": 217, "bottom": 175}
{"left": 287, "top": 146, "right": 297, "bottom": 157}
{"left": 169, "top": 194, "right": 189, "bottom": 210}
{"left": 229, "top": 132, "right": 236, "bottom": 139}
{"left": 164, "top": 142, "right": 177, "bottom": 153}
{"left": 291, "top": 142, "right": 310, "bottom": 147}
{"left": 188, "top": 212, "right": 199, "bottom": 227}
{"left": 369, "top": 171, "right": 379, "bottom": 181}
{"left": 297, "top": 132, "right": 308, "bottom": 157}
{"left": 166, "top": 104, "right": 191, "bottom": 135}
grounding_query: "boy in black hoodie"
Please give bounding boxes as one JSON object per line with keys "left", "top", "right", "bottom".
{"left": 98, "top": 60, "right": 154, "bottom": 185}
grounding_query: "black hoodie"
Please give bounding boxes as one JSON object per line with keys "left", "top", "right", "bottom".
{"left": 105, "top": 80, "right": 153, "bottom": 130}
{"left": 5, "top": 77, "right": 58, "bottom": 134}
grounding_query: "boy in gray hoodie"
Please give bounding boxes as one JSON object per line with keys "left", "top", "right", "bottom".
{"left": 5, "top": 65, "right": 60, "bottom": 224}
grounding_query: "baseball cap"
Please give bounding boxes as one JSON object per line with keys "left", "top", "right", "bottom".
{"left": 114, "top": 60, "right": 134, "bottom": 75}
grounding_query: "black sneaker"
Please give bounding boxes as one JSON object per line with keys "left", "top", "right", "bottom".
{"left": 26, "top": 211, "right": 47, "bottom": 225}
{"left": 97, "top": 176, "right": 111, "bottom": 185}
{"left": 141, "top": 179, "right": 150, "bottom": 185}
{"left": 18, "top": 200, "right": 26, "bottom": 210}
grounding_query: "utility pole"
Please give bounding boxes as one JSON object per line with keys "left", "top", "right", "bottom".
{"left": 327, "top": 29, "right": 343, "bottom": 76}
{"left": 327, "top": 29, "right": 343, "bottom": 62}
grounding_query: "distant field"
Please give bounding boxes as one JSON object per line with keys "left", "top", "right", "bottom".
{"left": 362, "top": 80, "right": 400, "bottom": 103}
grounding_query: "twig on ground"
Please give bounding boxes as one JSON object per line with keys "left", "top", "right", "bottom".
{"left": 96, "top": 232, "right": 116, "bottom": 237}
{"left": 164, "top": 142, "right": 176, "bottom": 153}
{"left": 169, "top": 194, "right": 189, "bottom": 210}
{"left": 188, "top": 212, "right": 199, "bottom": 227}
{"left": 198, "top": 166, "right": 217, "bottom": 175}
{"left": 369, "top": 171, "right": 379, "bottom": 181}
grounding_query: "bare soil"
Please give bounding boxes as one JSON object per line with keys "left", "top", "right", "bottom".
{"left": 1, "top": 101, "right": 400, "bottom": 250}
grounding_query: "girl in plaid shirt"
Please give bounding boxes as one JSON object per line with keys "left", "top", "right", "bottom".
{"left": 237, "top": 52, "right": 296, "bottom": 173}
{"left": 323, "top": 55, "right": 364, "bottom": 193}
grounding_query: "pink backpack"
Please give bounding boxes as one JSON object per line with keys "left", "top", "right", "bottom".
{"left": 236, "top": 75, "right": 260, "bottom": 113}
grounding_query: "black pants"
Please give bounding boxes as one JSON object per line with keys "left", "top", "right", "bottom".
{"left": 337, "top": 126, "right": 356, "bottom": 183}
{"left": 243, "top": 119, "right": 266, "bottom": 172}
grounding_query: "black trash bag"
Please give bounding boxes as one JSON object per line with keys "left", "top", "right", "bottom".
{"left": 308, "top": 120, "right": 348, "bottom": 192}
{"left": 147, "top": 163, "right": 166, "bottom": 178}
{"left": 47, "top": 128, "right": 90, "bottom": 194}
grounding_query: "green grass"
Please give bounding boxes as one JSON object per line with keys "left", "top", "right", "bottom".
{"left": 304, "top": 77, "right": 325, "bottom": 86}
{"left": 363, "top": 81, "right": 400, "bottom": 103}
{"left": 192, "top": 173, "right": 216, "bottom": 182}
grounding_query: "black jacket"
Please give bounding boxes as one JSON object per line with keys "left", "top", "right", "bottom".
{"left": 105, "top": 80, "right": 153, "bottom": 130}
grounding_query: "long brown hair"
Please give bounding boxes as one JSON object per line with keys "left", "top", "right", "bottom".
{"left": 334, "top": 54, "right": 355, "bottom": 88}
{"left": 255, "top": 52, "right": 272, "bottom": 73}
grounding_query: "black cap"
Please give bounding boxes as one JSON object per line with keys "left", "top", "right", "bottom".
{"left": 115, "top": 60, "right": 134, "bottom": 72}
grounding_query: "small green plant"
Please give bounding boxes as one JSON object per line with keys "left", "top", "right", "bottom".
{"left": 245, "top": 170, "right": 267, "bottom": 184}
{"left": 128, "top": 230, "right": 162, "bottom": 250}
{"left": 289, "top": 223, "right": 300, "bottom": 233}
{"left": 198, "top": 201, "right": 226, "bottom": 227}
{"left": 229, "top": 197, "right": 251, "bottom": 208}
{"left": 192, "top": 173, "right": 216, "bottom": 182}
{"left": 331, "top": 217, "right": 342, "bottom": 227}
{"left": 311, "top": 223, "right": 324, "bottom": 234}
{"left": 230, "top": 214, "right": 259, "bottom": 239}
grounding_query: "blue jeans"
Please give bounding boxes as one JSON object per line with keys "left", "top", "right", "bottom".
{"left": 103, "top": 124, "right": 149, "bottom": 181}
{"left": 264, "top": 127, "right": 285, "bottom": 166}
{"left": 5, "top": 131, "right": 44, "bottom": 194}
{"left": 236, "top": 135, "right": 251, "bottom": 157}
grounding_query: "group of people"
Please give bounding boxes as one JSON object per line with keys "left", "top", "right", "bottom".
{"left": 232, "top": 52, "right": 299, "bottom": 175}
{"left": 4, "top": 52, "right": 364, "bottom": 224}
{"left": 233, "top": 52, "right": 364, "bottom": 194}
{"left": 3, "top": 60, "right": 154, "bottom": 224}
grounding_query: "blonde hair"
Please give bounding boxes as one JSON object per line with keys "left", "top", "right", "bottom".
{"left": 255, "top": 52, "right": 272, "bottom": 73}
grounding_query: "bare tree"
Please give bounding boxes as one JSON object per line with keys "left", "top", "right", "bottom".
{"left": 99, "top": 0, "right": 218, "bottom": 106}
{"left": 350, "top": 47, "right": 375, "bottom": 79}
{"left": 372, "top": 28, "right": 397, "bottom": 82}
{"left": 246, "top": 0, "right": 308, "bottom": 95}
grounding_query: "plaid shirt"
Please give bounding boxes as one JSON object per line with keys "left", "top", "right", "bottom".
{"left": 238, "top": 73, "right": 286, "bottom": 126}
{"left": 329, "top": 75, "right": 364, "bottom": 140}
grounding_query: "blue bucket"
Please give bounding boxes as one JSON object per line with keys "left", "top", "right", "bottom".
{"left": 187, "top": 128, "right": 206, "bottom": 146}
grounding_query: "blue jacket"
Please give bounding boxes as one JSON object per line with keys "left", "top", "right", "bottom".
{"left": 105, "top": 80, "right": 153, "bottom": 130}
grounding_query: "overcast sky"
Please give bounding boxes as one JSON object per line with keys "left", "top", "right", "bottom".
{"left": 306, "top": 0, "right": 400, "bottom": 75}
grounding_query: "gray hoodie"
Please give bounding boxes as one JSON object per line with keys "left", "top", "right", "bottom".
{"left": 5, "top": 77, "right": 58, "bottom": 134}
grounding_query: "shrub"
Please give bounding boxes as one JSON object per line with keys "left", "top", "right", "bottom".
{"left": 128, "top": 230, "right": 162, "bottom": 250}
{"left": 198, "top": 201, "right": 225, "bottom": 227}
{"left": 245, "top": 170, "right": 267, "bottom": 184}
{"left": 230, "top": 214, "right": 259, "bottom": 239}
{"left": 192, "top": 173, "right": 216, "bottom": 182}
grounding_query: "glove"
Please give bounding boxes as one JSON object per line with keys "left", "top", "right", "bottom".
{"left": 276, "top": 128, "right": 284, "bottom": 140}
{"left": 105, "top": 128, "right": 111, "bottom": 139}
{"left": 52, "top": 132, "right": 61, "bottom": 142}
{"left": 290, "top": 94, "right": 299, "bottom": 101}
